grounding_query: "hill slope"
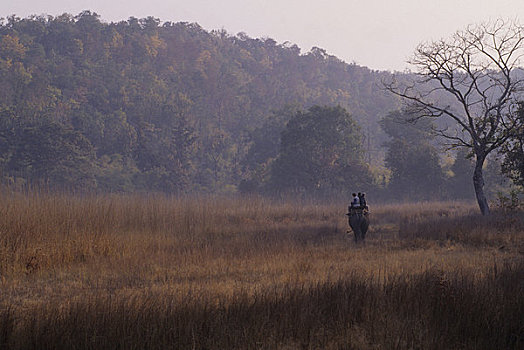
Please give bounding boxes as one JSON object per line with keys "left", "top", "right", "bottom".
{"left": 0, "top": 11, "right": 401, "bottom": 192}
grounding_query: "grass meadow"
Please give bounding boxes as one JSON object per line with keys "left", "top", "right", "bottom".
{"left": 0, "top": 189, "right": 522, "bottom": 349}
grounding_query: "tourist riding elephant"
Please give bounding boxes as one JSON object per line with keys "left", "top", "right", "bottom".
{"left": 347, "top": 208, "right": 369, "bottom": 243}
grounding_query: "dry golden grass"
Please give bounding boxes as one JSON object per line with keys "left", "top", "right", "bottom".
{"left": 0, "top": 189, "right": 522, "bottom": 349}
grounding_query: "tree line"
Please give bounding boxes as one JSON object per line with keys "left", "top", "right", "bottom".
{"left": 0, "top": 12, "right": 522, "bottom": 203}
{"left": 0, "top": 11, "right": 397, "bottom": 194}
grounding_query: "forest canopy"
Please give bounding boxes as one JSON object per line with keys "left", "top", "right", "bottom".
{"left": 0, "top": 12, "right": 399, "bottom": 194}
{"left": 0, "top": 12, "right": 519, "bottom": 200}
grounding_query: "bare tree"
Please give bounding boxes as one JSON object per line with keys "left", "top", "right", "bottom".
{"left": 386, "top": 20, "right": 524, "bottom": 215}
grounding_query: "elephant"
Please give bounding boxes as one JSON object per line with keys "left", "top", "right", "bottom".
{"left": 346, "top": 208, "right": 369, "bottom": 243}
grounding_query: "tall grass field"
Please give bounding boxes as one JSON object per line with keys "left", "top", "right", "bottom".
{"left": 0, "top": 189, "right": 522, "bottom": 349}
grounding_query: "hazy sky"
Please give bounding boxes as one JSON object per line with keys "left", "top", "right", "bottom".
{"left": 2, "top": 1, "right": 523, "bottom": 71}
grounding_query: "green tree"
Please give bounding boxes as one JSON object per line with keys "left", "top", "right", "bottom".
{"left": 381, "top": 110, "right": 446, "bottom": 201}
{"left": 270, "top": 105, "right": 371, "bottom": 197}
{"left": 449, "top": 148, "right": 475, "bottom": 200}
{"left": 5, "top": 118, "right": 96, "bottom": 189}
{"left": 240, "top": 106, "right": 297, "bottom": 193}
{"left": 502, "top": 102, "right": 524, "bottom": 188}
{"left": 133, "top": 116, "right": 195, "bottom": 193}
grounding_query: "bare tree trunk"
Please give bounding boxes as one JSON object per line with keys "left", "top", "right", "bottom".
{"left": 473, "top": 154, "right": 490, "bottom": 215}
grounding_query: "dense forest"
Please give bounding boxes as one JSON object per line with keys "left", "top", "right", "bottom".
{"left": 0, "top": 12, "right": 517, "bottom": 200}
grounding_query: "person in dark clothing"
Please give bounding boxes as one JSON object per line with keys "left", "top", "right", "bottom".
{"left": 358, "top": 192, "right": 368, "bottom": 210}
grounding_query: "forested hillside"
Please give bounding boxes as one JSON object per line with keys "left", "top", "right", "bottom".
{"left": 0, "top": 11, "right": 405, "bottom": 194}
{"left": 1, "top": 11, "right": 514, "bottom": 200}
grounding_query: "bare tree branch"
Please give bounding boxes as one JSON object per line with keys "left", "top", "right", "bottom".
{"left": 384, "top": 20, "right": 524, "bottom": 215}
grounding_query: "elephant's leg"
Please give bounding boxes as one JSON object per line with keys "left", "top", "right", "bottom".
{"left": 350, "top": 224, "right": 358, "bottom": 242}
{"left": 356, "top": 223, "right": 365, "bottom": 242}
{"left": 360, "top": 217, "right": 369, "bottom": 241}
{"left": 349, "top": 219, "right": 359, "bottom": 242}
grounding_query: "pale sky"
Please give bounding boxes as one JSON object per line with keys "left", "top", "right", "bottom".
{"left": 2, "top": 0, "right": 523, "bottom": 71}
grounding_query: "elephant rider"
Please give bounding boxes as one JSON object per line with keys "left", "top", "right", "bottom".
{"left": 347, "top": 192, "right": 369, "bottom": 216}
{"left": 351, "top": 193, "right": 360, "bottom": 208}
{"left": 358, "top": 192, "right": 368, "bottom": 210}
{"left": 347, "top": 193, "right": 363, "bottom": 217}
